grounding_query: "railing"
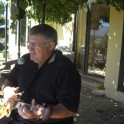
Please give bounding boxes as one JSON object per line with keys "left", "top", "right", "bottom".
{"left": 0, "top": 61, "right": 12, "bottom": 97}
{"left": 0, "top": 62, "right": 11, "bottom": 79}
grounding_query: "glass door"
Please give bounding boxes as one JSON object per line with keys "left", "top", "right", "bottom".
{"left": 85, "top": 4, "right": 110, "bottom": 78}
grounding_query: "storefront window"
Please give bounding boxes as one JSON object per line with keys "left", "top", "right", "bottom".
{"left": 86, "top": 4, "right": 110, "bottom": 77}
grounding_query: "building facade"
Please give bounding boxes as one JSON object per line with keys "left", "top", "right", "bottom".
{"left": 76, "top": 5, "right": 124, "bottom": 103}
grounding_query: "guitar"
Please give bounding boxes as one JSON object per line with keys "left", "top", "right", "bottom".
{"left": 0, "top": 92, "right": 40, "bottom": 119}
{"left": 0, "top": 92, "right": 52, "bottom": 120}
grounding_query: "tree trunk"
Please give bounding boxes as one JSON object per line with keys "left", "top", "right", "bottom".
{"left": 41, "top": 0, "right": 46, "bottom": 24}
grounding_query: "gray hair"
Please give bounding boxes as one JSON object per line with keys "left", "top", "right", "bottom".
{"left": 29, "top": 24, "right": 58, "bottom": 45}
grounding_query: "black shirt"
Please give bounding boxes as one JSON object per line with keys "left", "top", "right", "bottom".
{"left": 7, "top": 50, "right": 81, "bottom": 124}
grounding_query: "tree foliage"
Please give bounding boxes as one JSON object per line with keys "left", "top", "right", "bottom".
{"left": 96, "top": 0, "right": 124, "bottom": 11}
{"left": 0, "top": 1, "right": 5, "bottom": 26}
{"left": 9, "top": 0, "right": 124, "bottom": 25}
{"left": 10, "top": 0, "right": 83, "bottom": 24}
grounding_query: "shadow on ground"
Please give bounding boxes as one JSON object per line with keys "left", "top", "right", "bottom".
{"left": 74, "top": 87, "right": 124, "bottom": 124}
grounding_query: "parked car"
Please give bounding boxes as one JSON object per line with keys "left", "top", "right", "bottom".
{"left": 55, "top": 45, "right": 75, "bottom": 63}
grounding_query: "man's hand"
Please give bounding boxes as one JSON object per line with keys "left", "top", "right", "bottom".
{"left": 18, "top": 99, "right": 44, "bottom": 119}
{"left": 18, "top": 99, "right": 52, "bottom": 120}
{"left": 3, "top": 87, "right": 21, "bottom": 103}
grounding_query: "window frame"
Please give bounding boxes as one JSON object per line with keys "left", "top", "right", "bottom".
{"left": 84, "top": 3, "right": 109, "bottom": 79}
{"left": 118, "top": 17, "right": 124, "bottom": 91}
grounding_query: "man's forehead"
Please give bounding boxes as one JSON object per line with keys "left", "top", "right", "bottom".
{"left": 29, "top": 35, "right": 45, "bottom": 42}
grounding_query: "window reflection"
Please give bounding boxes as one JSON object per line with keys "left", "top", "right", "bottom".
{"left": 87, "top": 4, "right": 110, "bottom": 77}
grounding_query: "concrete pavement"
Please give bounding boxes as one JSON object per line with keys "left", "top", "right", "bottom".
{"left": 74, "top": 76, "right": 124, "bottom": 124}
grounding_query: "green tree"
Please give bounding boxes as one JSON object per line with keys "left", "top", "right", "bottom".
{"left": 10, "top": 0, "right": 124, "bottom": 25}
{"left": 10, "top": 0, "right": 83, "bottom": 24}
{"left": 96, "top": 0, "right": 124, "bottom": 11}
{"left": 0, "top": 1, "right": 5, "bottom": 26}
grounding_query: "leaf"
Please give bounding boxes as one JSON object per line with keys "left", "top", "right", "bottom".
{"left": 19, "top": 0, "right": 28, "bottom": 10}
{"left": 9, "top": 0, "right": 124, "bottom": 30}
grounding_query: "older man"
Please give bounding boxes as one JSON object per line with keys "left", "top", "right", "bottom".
{"left": 2, "top": 24, "right": 81, "bottom": 124}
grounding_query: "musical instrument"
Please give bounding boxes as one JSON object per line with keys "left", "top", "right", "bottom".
{"left": 0, "top": 91, "right": 34, "bottom": 119}
{"left": 0, "top": 98, "right": 40, "bottom": 119}
{"left": 0, "top": 98, "right": 14, "bottom": 118}
{"left": 0, "top": 92, "right": 52, "bottom": 120}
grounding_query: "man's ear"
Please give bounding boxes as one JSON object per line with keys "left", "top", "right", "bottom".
{"left": 48, "top": 42, "right": 56, "bottom": 50}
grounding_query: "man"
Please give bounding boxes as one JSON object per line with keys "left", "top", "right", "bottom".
{"left": 2, "top": 24, "right": 81, "bottom": 124}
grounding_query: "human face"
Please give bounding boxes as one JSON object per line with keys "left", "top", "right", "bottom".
{"left": 28, "top": 34, "right": 55, "bottom": 64}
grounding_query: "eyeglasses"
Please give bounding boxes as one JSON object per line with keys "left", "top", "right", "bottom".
{"left": 27, "top": 41, "right": 49, "bottom": 48}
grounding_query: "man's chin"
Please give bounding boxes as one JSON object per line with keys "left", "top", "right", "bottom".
{"left": 30, "top": 56, "right": 36, "bottom": 62}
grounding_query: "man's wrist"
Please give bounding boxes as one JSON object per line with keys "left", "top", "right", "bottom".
{"left": 42, "top": 106, "right": 53, "bottom": 120}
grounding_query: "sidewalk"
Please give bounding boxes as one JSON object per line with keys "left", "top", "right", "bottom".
{"left": 74, "top": 76, "right": 124, "bottom": 124}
